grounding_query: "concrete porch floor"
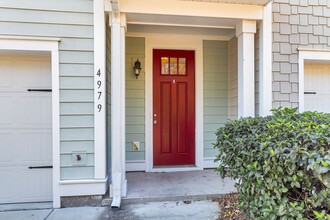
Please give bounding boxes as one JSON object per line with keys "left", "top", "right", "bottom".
{"left": 103, "top": 169, "right": 236, "bottom": 205}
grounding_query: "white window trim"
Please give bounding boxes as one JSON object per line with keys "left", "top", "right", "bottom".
{"left": 298, "top": 49, "right": 330, "bottom": 112}
{"left": 0, "top": 36, "right": 60, "bottom": 208}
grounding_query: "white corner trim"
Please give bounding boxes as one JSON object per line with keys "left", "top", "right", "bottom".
{"left": 258, "top": 2, "right": 272, "bottom": 116}
{"left": 59, "top": 178, "right": 108, "bottom": 197}
{"left": 203, "top": 157, "right": 221, "bottom": 169}
{"left": 126, "top": 160, "right": 146, "bottom": 171}
{"left": 0, "top": 37, "right": 60, "bottom": 208}
{"left": 298, "top": 50, "right": 330, "bottom": 113}
{"left": 144, "top": 34, "right": 204, "bottom": 172}
{"left": 94, "top": 0, "right": 107, "bottom": 180}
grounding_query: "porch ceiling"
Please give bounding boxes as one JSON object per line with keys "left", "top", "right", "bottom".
{"left": 180, "top": 0, "right": 270, "bottom": 6}
{"left": 127, "top": 13, "right": 240, "bottom": 29}
{"left": 126, "top": 13, "right": 238, "bottom": 38}
{"left": 127, "top": 24, "right": 236, "bottom": 38}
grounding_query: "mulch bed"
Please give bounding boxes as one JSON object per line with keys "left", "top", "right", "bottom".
{"left": 218, "top": 193, "right": 250, "bottom": 220}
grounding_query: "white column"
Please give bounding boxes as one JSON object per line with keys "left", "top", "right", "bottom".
{"left": 120, "top": 14, "right": 127, "bottom": 197}
{"left": 236, "top": 20, "right": 257, "bottom": 117}
{"left": 110, "top": 12, "right": 127, "bottom": 198}
{"left": 259, "top": 2, "right": 273, "bottom": 116}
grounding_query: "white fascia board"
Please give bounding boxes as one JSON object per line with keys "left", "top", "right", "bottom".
{"left": 119, "top": 0, "right": 263, "bottom": 20}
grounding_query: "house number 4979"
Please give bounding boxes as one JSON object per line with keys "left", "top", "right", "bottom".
{"left": 96, "top": 69, "right": 102, "bottom": 112}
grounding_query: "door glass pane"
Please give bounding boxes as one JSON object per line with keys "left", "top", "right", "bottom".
{"left": 178, "top": 58, "right": 186, "bottom": 75}
{"left": 161, "top": 57, "right": 169, "bottom": 75}
{"left": 170, "top": 57, "right": 177, "bottom": 75}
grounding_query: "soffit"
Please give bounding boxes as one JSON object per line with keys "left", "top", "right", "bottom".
{"left": 180, "top": 0, "right": 270, "bottom": 6}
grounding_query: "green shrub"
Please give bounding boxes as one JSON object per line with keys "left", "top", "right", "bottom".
{"left": 214, "top": 108, "right": 330, "bottom": 220}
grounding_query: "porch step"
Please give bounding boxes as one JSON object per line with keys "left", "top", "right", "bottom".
{"left": 102, "top": 193, "right": 226, "bottom": 206}
{"left": 102, "top": 170, "right": 236, "bottom": 206}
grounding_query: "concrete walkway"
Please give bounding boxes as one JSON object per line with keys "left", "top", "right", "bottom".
{"left": 0, "top": 200, "right": 220, "bottom": 220}
{"left": 103, "top": 169, "right": 236, "bottom": 205}
{"left": 0, "top": 170, "right": 235, "bottom": 219}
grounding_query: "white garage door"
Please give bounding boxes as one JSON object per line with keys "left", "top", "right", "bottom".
{"left": 304, "top": 64, "right": 330, "bottom": 113}
{"left": 0, "top": 54, "right": 52, "bottom": 204}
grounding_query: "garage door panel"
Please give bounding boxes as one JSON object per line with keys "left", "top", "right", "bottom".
{"left": 0, "top": 170, "right": 14, "bottom": 203}
{"left": 0, "top": 60, "right": 13, "bottom": 89}
{"left": 0, "top": 55, "right": 52, "bottom": 204}
{"left": 15, "top": 132, "right": 52, "bottom": 163}
{"left": 0, "top": 133, "right": 13, "bottom": 163}
{"left": 0, "top": 95, "right": 13, "bottom": 124}
{"left": 17, "top": 60, "right": 51, "bottom": 89}
{"left": 17, "top": 95, "right": 52, "bottom": 126}
{"left": 0, "top": 167, "right": 52, "bottom": 204}
{"left": 305, "top": 64, "right": 330, "bottom": 113}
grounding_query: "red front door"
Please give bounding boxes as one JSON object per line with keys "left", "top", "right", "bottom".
{"left": 153, "top": 49, "right": 195, "bottom": 166}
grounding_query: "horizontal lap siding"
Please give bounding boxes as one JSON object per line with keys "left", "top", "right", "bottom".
{"left": 228, "top": 37, "right": 238, "bottom": 119}
{"left": 0, "top": 0, "right": 94, "bottom": 180}
{"left": 126, "top": 37, "right": 145, "bottom": 161}
{"left": 203, "top": 40, "right": 228, "bottom": 158}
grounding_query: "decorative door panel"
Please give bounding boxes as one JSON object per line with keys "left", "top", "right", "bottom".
{"left": 153, "top": 50, "right": 195, "bottom": 166}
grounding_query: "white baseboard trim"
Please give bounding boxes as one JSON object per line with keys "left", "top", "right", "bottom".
{"left": 126, "top": 160, "right": 146, "bottom": 171}
{"left": 203, "top": 157, "right": 220, "bottom": 168}
{"left": 59, "top": 177, "right": 108, "bottom": 197}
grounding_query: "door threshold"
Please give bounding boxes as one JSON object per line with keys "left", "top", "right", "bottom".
{"left": 150, "top": 165, "right": 202, "bottom": 173}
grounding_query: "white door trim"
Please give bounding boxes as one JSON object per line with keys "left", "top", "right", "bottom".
{"left": 0, "top": 36, "right": 60, "bottom": 208}
{"left": 298, "top": 49, "right": 330, "bottom": 113}
{"left": 144, "top": 34, "right": 204, "bottom": 172}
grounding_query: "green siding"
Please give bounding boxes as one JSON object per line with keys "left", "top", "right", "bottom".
{"left": 0, "top": 0, "right": 94, "bottom": 180}
{"left": 203, "top": 40, "right": 228, "bottom": 158}
{"left": 125, "top": 37, "right": 145, "bottom": 161}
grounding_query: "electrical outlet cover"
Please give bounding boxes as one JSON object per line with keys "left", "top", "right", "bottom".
{"left": 71, "top": 151, "right": 87, "bottom": 166}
